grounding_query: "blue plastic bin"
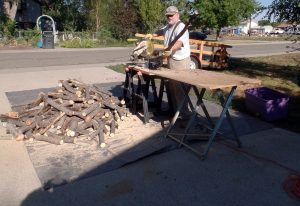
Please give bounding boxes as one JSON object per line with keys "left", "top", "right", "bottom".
{"left": 244, "top": 87, "right": 290, "bottom": 121}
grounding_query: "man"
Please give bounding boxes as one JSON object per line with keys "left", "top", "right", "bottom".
{"left": 147, "top": 6, "right": 191, "bottom": 118}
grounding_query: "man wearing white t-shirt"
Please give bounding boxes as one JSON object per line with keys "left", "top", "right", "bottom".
{"left": 149, "top": 6, "right": 191, "bottom": 118}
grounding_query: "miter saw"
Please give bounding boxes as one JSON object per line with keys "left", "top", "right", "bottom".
{"left": 128, "top": 34, "right": 165, "bottom": 69}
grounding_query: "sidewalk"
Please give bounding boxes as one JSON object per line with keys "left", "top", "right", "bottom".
{"left": 0, "top": 64, "right": 300, "bottom": 206}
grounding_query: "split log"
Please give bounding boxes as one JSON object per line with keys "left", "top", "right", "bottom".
{"left": 35, "top": 134, "right": 64, "bottom": 145}
{"left": 87, "top": 128, "right": 100, "bottom": 141}
{"left": 99, "top": 129, "right": 105, "bottom": 147}
{"left": 6, "top": 123, "right": 24, "bottom": 141}
{"left": 19, "top": 123, "right": 36, "bottom": 134}
{"left": 56, "top": 115, "right": 67, "bottom": 129}
{"left": 85, "top": 86, "right": 91, "bottom": 100}
{"left": 24, "top": 118, "right": 35, "bottom": 126}
{"left": 66, "top": 128, "right": 76, "bottom": 137}
{"left": 97, "top": 120, "right": 105, "bottom": 146}
{"left": 62, "top": 80, "right": 77, "bottom": 94}
{"left": 109, "top": 120, "right": 116, "bottom": 137}
{"left": 46, "top": 131, "right": 77, "bottom": 144}
{"left": 67, "top": 116, "right": 80, "bottom": 137}
{"left": 61, "top": 100, "right": 75, "bottom": 107}
{"left": 85, "top": 106, "right": 102, "bottom": 123}
{"left": 113, "top": 112, "right": 121, "bottom": 122}
{"left": 45, "top": 97, "right": 84, "bottom": 118}
{"left": 103, "top": 124, "right": 110, "bottom": 135}
{"left": 71, "top": 103, "right": 87, "bottom": 111}
{"left": 63, "top": 136, "right": 77, "bottom": 144}
{"left": 7, "top": 119, "right": 26, "bottom": 127}
{"left": 18, "top": 107, "right": 43, "bottom": 118}
{"left": 0, "top": 112, "right": 19, "bottom": 121}
{"left": 40, "top": 112, "right": 66, "bottom": 135}
{"left": 81, "top": 103, "right": 99, "bottom": 117}
{"left": 103, "top": 102, "right": 126, "bottom": 120}
{"left": 36, "top": 116, "right": 54, "bottom": 128}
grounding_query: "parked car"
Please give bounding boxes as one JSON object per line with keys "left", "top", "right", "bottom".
{"left": 270, "top": 28, "right": 285, "bottom": 34}
{"left": 189, "top": 31, "right": 207, "bottom": 40}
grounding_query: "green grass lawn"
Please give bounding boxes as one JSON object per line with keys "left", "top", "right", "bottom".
{"left": 225, "top": 53, "right": 300, "bottom": 133}
{"left": 107, "top": 52, "right": 300, "bottom": 133}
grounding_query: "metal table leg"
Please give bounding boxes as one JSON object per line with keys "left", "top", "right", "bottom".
{"left": 216, "top": 89, "right": 242, "bottom": 148}
{"left": 165, "top": 84, "right": 241, "bottom": 160}
{"left": 201, "top": 86, "right": 238, "bottom": 159}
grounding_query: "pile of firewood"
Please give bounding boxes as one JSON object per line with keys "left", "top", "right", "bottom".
{"left": 0, "top": 79, "right": 129, "bottom": 148}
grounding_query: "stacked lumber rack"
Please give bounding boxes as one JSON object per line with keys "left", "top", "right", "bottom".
{"left": 1, "top": 79, "right": 129, "bottom": 147}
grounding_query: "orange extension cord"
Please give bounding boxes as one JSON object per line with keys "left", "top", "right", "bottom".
{"left": 219, "top": 141, "right": 300, "bottom": 201}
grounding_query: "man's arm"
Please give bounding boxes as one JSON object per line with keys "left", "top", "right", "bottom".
{"left": 169, "top": 40, "right": 183, "bottom": 51}
{"left": 155, "top": 29, "right": 164, "bottom": 36}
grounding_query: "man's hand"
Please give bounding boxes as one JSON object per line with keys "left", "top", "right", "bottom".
{"left": 144, "top": 34, "right": 153, "bottom": 40}
{"left": 163, "top": 49, "right": 172, "bottom": 57}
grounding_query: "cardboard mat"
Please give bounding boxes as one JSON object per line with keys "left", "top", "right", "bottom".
{"left": 5, "top": 82, "right": 273, "bottom": 189}
{"left": 24, "top": 116, "right": 176, "bottom": 189}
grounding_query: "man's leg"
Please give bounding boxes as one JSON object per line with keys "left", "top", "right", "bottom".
{"left": 168, "top": 57, "right": 191, "bottom": 117}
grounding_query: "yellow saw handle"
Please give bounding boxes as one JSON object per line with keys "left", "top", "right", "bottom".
{"left": 127, "top": 38, "right": 138, "bottom": 42}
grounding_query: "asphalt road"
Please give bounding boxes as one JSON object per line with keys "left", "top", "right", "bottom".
{"left": 0, "top": 41, "right": 296, "bottom": 70}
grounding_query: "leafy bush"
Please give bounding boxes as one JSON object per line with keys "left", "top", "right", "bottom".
{"left": 21, "top": 29, "right": 42, "bottom": 47}
{"left": 0, "top": 14, "right": 17, "bottom": 38}
{"left": 59, "top": 38, "right": 96, "bottom": 48}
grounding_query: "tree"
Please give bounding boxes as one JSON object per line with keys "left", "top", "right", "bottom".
{"left": 0, "top": 0, "right": 17, "bottom": 37}
{"left": 134, "top": 0, "right": 163, "bottom": 33}
{"left": 193, "top": 0, "right": 261, "bottom": 39}
{"left": 110, "top": 0, "right": 138, "bottom": 39}
{"left": 40, "top": 0, "right": 87, "bottom": 31}
{"left": 267, "top": 0, "right": 300, "bottom": 24}
{"left": 85, "top": 0, "right": 111, "bottom": 32}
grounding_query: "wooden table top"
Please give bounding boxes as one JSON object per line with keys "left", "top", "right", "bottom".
{"left": 131, "top": 66, "right": 261, "bottom": 90}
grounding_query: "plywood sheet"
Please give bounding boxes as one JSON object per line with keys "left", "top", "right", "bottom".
{"left": 134, "top": 67, "right": 261, "bottom": 90}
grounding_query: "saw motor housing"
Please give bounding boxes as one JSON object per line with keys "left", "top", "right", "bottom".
{"left": 130, "top": 40, "right": 163, "bottom": 69}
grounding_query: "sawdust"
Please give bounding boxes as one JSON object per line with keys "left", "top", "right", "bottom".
{"left": 23, "top": 113, "right": 173, "bottom": 188}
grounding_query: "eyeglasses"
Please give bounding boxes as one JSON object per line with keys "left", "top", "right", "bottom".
{"left": 166, "top": 14, "right": 175, "bottom": 18}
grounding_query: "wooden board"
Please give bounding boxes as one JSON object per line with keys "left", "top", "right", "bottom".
{"left": 133, "top": 66, "right": 261, "bottom": 90}
{"left": 135, "top": 33, "right": 232, "bottom": 48}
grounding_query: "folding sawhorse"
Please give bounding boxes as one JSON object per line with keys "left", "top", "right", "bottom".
{"left": 164, "top": 83, "right": 242, "bottom": 160}
{"left": 123, "top": 65, "right": 172, "bottom": 124}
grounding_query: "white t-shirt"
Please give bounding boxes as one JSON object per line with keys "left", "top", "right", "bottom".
{"left": 162, "top": 21, "right": 190, "bottom": 60}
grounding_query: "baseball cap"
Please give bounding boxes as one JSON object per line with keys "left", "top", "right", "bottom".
{"left": 165, "top": 6, "right": 178, "bottom": 15}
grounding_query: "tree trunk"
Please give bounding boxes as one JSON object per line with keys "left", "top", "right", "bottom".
{"left": 248, "top": 16, "right": 252, "bottom": 37}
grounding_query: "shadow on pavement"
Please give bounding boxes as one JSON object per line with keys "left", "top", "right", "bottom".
{"left": 5, "top": 82, "right": 300, "bottom": 206}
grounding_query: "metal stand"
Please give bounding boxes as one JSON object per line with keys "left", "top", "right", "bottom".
{"left": 164, "top": 83, "right": 242, "bottom": 159}
{"left": 123, "top": 65, "right": 169, "bottom": 124}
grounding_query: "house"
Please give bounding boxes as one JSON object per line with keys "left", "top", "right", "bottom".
{"left": 2, "top": 0, "right": 42, "bottom": 29}
{"left": 224, "top": 21, "right": 273, "bottom": 35}
{"left": 261, "top": 25, "right": 273, "bottom": 34}
{"left": 238, "top": 20, "right": 258, "bottom": 34}
{"left": 276, "top": 22, "right": 292, "bottom": 30}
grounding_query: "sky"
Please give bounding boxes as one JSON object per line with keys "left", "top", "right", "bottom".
{"left": 254, "top": 0, "right": 273, "bottom": 21}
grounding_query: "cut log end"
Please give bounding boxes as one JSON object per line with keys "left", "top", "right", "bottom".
{"left": 15, "top": 134, "right": 25, "bottom": 141}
